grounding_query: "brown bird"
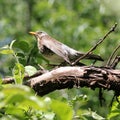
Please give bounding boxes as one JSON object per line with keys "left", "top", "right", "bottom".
{"left": 29, "top": 31, "right": 103, "bottom": 65}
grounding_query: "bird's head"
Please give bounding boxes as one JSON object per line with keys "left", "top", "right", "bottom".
{"left": 29, "top": 31, "right": 47, "bottom": 40}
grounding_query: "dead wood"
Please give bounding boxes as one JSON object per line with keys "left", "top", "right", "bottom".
{"left": 23, "top": 66, "right": 120, "bottom": 96}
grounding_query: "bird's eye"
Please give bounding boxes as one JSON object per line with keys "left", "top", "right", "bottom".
{"left": 37, "top": 31, "right": 41, "bottom": 34}
{"left": 39, "top": 31, "right": 43, "bottom": 34}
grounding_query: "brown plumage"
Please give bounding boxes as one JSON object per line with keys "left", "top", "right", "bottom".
{"left": 29, "top": 31, "right": 103, "bottom": 65}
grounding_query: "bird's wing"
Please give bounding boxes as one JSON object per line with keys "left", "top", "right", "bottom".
{"left": 42, "top": 37, "right": 74, "bottom": 64}
{"left": 42, "top": 36, "right": 103, "bottom": 63}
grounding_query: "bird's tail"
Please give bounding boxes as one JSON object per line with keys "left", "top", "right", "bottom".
{"left": 75, "top": 52, "right": 104, "bottom": 61}
{"left": 81, "top": 53, "right": 104, "bottom": 61}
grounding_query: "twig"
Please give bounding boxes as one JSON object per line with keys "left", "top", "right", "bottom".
{"left": 109, "top": 94, "right": 115, "bottom": 107}
{"left": 106, "top": 44, "right": 120, "bottom": 67}
{"left": 72, "top": 23, "right": 118, "bottom": 65}
{"left": 99, "top": 88, "right": 105, "bottom": 106}
{"left": 110, "top": 56, "right": 120, "bottom": 69}
{"left": 2, "top": 69, "right": 47, "bottom": 84}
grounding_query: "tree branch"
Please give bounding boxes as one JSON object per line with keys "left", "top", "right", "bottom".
{"left": 72, "top": 23, "right": 117, "bottom": 65}
{"left": 24, "top": 66, "right": 120, "bottom": 96}
{"left": 2, "top": 69, "right": 47, "bottom": 84}
{"left": 106, "top": 44, "right": 120, "bottom": 67}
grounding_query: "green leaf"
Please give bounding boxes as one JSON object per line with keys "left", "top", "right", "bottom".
{"left": 6, "top": 107, "right": 25, "bottom": 118}
{"left": 43, "top": 112, "right": 55, "bottom": 120}
{"left": 0, "top": 85, "right": 48, "bottom": 119}
{"left": 13, "top": 40, "right": 30, "bottom": 53}
{"left": 91, "top": 111, "right": 105, "bottom": 120}
{"left": 12, "top": 63, "right": 25, "bottom": 84}
{"left": 9, "top": 40, "right": 16, "bottom": 50}
{"left": 0, "top": 76, "right": 3, "bottom": 85}
{"left": 72, "top": 95, "right": 88, "bottom": 103}
{"left": 107, "top": 101, "right": 120, "bottom": 119}
{"left": 82, "top": 109, "right": 105, "bottom": 120}
{"left": 2, "top": 85, "right": 45, "bottom": 110}
{"left": 51, "top": 100, "right": 73, "bottom": 120}
{"left": 0, "top": 49, "right": 13, "bottom": 54}
{"left": 0, "top": 40, "right": 15, "bottom": 54}
{"left": 25, "top": 65, "right": 37, "bottom": 76}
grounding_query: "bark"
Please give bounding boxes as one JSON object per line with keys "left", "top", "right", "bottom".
{"left": 24, "top": 66, "right": 120, "bottom": 96}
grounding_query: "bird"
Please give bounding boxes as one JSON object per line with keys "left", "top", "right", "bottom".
{"left": 29, "top": 31, "right": 103, "bottom": 65}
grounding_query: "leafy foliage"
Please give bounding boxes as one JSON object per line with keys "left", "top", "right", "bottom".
{"left": 0, "top": 85, "right": 73, "bottom": 120}
{"left": 0, "top": 0, "right": 120, "bottom": 119}
{"left": 107, "top": 97, "right": 120, "bottom": 120}
{"left": 13, "top": 63, "right": 25, "bottom": 84}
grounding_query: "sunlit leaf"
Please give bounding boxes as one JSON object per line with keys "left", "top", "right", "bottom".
{"left": 6, "top": 107, "right": 25, "bottom": 118}
{"left": 82, "top": 109, "right": 105, "bottom": 120}
{"left": 25, "top": 65, "right": 37, "bottom": 76}
{"left": 3, "top": 84, "right": 32, "bottom": 94}
{"left": 43, "top": 112, "right": 55, "bottom": 120}
{"left": 91, "top": 111, "right": 105, "bottom": 120}
{"left": 2, "top": 85, "right": 45, "bottom": 110}
{"left": 51, "top": 100, "right": 73, "bottom": 120}
{"left": 12, "top": 63, "right": 25, "bottom": 84}
{"left": 9, "top": 40, "right": 16, "bottom": 50}
{"left": 0, "top": 49, "right": 13, "bottom": 54}
{"left": 72, "top": 95, "right": 88, "bottom": 103}
{"left": 107, "top": 101, "right": 120, "bottom": 119}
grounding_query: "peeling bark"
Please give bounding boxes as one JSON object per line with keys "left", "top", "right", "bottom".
{"left": 24, "top": 66, "right": 120, "bottom": 96}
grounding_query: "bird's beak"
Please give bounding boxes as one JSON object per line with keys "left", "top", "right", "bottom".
{"left": 29, "top": 31, "right": 37, "bottom": 35}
